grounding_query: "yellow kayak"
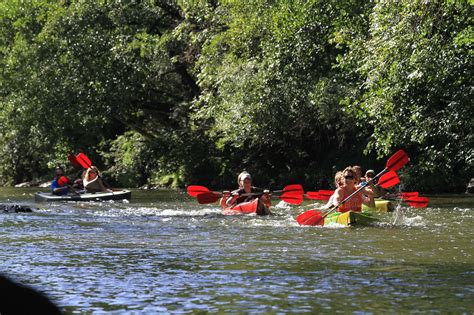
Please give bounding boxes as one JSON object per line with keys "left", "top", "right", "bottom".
{"left": 362, "top": 199, "right": 394, "bottom": 213}
{"left": 324, "top": 211, "right": 379, "bottom": 227}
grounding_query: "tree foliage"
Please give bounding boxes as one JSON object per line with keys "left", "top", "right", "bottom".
{"left": 0, "top": 0, "right": 471, "bottom": 192}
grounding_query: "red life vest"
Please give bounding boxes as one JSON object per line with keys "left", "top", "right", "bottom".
{"left": 338, "top": 190, "right": 363, "bottom": 213}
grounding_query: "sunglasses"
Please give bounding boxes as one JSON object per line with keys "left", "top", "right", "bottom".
{"left": 344, "top": 175, "right": 354, "bottom": 180}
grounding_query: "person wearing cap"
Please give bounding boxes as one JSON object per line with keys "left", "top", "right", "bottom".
{"left": 358, "top": 169, "right": 375, "bottom": 187}
{"left": 364, "top": 169, "right": 388, "bottom": 197}
{"left": 220, "top": 171, "right": 271, "bottom": 215}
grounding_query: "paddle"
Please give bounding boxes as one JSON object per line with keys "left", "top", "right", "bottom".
{"left": 194, "top": 184, "right": 304, "bottom": 205}
{"left": 196, "top": 190, "right": 304, "bottom": 205}
{"left": 272, "top": 184, "right": 304, "bottom": 194}
{"left": 297, "top": 149, "right": 409, "bottom": 226}
{"left": 67, "top": 152, "right": 81, "bottom": 168}
{"left": 397, "top": 192, "right": 419, "bottom": 198}
{"left": 186, "top": 185, "right": 211, "bottom": 197}
{"left": 402, "top": 196, "right": 429, "bottom": 208}
{"left": 57, "top": 176, "right": 70, "bottom": 186}
{"left": 385, "top": 196, "right": 428, "bottom": 208}
{"left": 305, "top": 191, "right": 331, "bottom": 201}
{"left": 377, "top": 170, "right": 400, "bottom": 188}
{"left": 75, "top": 152, "right": 93, "bottom": 169}
{"left": 305, "top": 191, "right": 325, "bottom": 200}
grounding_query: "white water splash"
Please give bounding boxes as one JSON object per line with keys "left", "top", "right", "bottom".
{"left": 391, "top": 206, "right": 426, "bottom": 226}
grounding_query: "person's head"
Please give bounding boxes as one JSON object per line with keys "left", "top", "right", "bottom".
{"left": 86, "top": 166, "right": 99, "bottom": 179}
{"left": 342, "top": 167, "right": 356, "bottom": 187}
{"left": 54, "top": 166, "right": 64, "bottom": 177}
{"left": 365, "top": 169, "right": 375, "bottom": 182}
{"left": 352, "top": 165, "right": 362, "bottom": 183}
{"left": 237, "top": 171, "right": 252, "bottom": 189}
{"left": 334, "top": 171, "right": 343, "bottom": 188}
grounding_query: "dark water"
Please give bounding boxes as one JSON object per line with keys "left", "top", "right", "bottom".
{"left": 0, "top": 188, "right": 473, "bottom": 313}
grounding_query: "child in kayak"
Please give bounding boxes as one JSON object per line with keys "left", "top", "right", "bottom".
{"left": 220, "top": 171, "right": 271, "bottom": 215}
{"left": 83, "top": 166, "right": 112, "bottom": 193}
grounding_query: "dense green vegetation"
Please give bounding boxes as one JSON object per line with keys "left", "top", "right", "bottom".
{"left": 0, "top": 0, "right": 472, "bottom": 192}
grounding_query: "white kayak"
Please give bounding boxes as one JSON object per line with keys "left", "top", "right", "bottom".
{"left": 34, "top": 190, "right": 131, "bottom": 202}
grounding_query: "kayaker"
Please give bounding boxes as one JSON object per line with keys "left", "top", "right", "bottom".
{"left": 83, "top": 166, "right": 112, "bottom": 193}
{"left": 353, "top": 165, "right": 363, "bottom": 184}
{"left": 220, "top": 171, "right": 271, "bottom": 215}
{"left": 332, "top": 167, "right": 376, "bottom": 212}
{"left": 325, "top": 171, "right": 343, "bottom": 207}
{"left": 364, "top": 169, "right": 387, "bottom": 198}
{"left": 50, "top": 166, "right": 71, "bottom": 195}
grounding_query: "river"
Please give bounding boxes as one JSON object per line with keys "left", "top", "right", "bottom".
{"left": 0, "top": 187, "right": 473, "bottom": 313}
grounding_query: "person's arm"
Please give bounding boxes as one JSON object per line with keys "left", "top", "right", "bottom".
{"left": 226, "top": 190, "right": 241, "bottom": 205}
{"left": 220, "top": 191, "right": 231, "bottom": 208}
{"left": 332, "top": 188, "right": 343, "bottom": 207}
{"left": 83, "top": 169, "right": 98, "bottom": 187}
{"left": 362, "top": 195, "right": 376, "bottom": 208}
{"left": 361, "top": 181, "right": 377, "bottom": 197}
{"left": 51, "top": 181, "right": 69, "bottom": 194}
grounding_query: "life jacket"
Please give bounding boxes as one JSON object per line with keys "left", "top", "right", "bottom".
{"left": 231, "top": 187, "right": 262, "bottom": 205}
{"left": 338, "top": 190, "right": 363, "bottom": 213}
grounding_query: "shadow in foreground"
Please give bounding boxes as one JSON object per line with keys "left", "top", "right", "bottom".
{"left": 0, "top": 274, "right": 61, "bottom": 314}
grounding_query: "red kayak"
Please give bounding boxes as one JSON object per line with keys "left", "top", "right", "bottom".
{"left": 222, "top": 198, "right": 271, "bottom": 216}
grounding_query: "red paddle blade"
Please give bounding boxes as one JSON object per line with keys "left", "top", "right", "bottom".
{"left": 386, "top": 149, "right": 409, "bottom": 172}
{"left": 58, "top": 176, "right": 69, "bottom": 186}
{"left": 75, "top": 153, "right": 92, "bottom": 168}
{"left": 398, "top": 192, "right": 419, "bottom": 198}
{"left": 187, "top": 185, "right": 210, "bottom": 197}
{"left": 378, "top": 171, "right": 400, "bottom": 188}
{"left": 296, "top": 210, "right": 324, "bottom": 226}
{"left": 282, "top": 184, "right": 304, "bottom": 195}
{"left": 279, "top": 193, "right": 303, "bottom": 205}
{"left": 404, "top": 197, "right": 429, "bottom": 208}
{"left": 318, "top": 190, "right": 334, "bottom": 197}
{"left": 67, "top": 152, "right": 81, "bottom": 168}
{"left": 306, "top": 192, "right": 321, "bottom": 200}
{"left": 196, "top": 192, "right": 221, "bottom": 204}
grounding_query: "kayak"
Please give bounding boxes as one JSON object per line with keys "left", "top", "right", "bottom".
{"left": 222, "top": 198, "right": 271, "bottom": 216}
{"left": 34, "top": 190, "right": 132, "bottom": 202}
{"left": 322, "top": 211, "right": 379, "bottom": 227}
{"left": 361, "top": 199, "right": 394, "bottom": 213}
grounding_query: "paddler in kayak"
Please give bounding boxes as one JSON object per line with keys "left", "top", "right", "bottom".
{"left": 83, "top": 166, "right": 112, "bottom": 193}
{"left": 332, "top": 167, "right": 377, "bottom": 212}
{"left": 50, "top": 166, "right": 71, "bottom": 195}
{"left": 220, "top": 171, "right": 271, "bottom": 215}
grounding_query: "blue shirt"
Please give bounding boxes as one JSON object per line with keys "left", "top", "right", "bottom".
{"left": 51, "top": 179, "right": 68, "bottom": 195}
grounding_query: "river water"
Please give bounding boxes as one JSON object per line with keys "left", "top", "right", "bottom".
{"left": 0, "top": 187, "right": 473, "bottom": 313}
